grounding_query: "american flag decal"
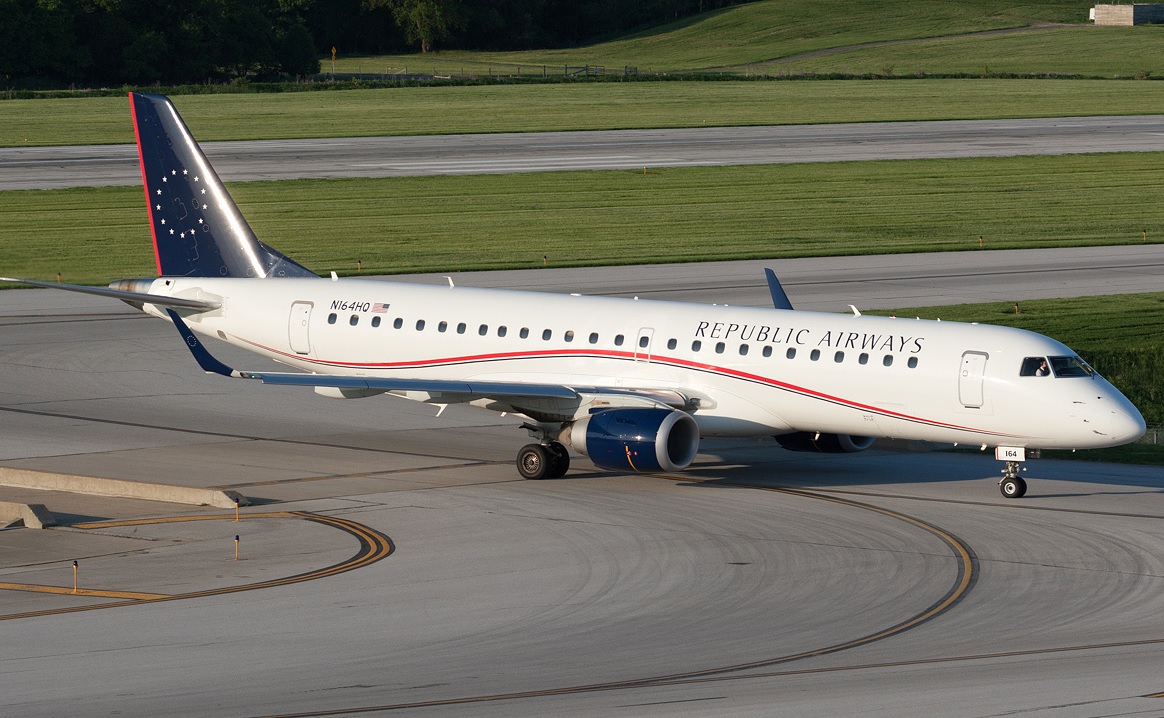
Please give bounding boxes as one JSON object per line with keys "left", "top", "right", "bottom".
{"left": 372, "top": 303, "right": 390, "bottom": 313}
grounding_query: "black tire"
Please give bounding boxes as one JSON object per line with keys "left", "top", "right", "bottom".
{"left": 545, "top": 442, "right": 570, "bottom": 479}
{"left": 517, "top": 444, "right": 551, "bottom": 480}
{"left": 1000, "top": 476, "right": 1027, "bottom": 499}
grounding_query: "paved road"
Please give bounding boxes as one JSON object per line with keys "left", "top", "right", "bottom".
{"left": 1, "top": 252, "right": 1163, "bottom": 716}
{"left": 1, "top": 280, "right": 1162, "bottom": 717}
{"left": 391, "top": 244, "right": 1164, "bottom": 311}
{"left": 5, "top": 114, "right": 1164, "bottom": 190}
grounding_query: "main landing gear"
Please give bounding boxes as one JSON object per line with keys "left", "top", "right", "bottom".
{"left": 999, "top": 461, "right": 1027, "bottom": 499}
{"left": 517, "top": 441, "right": 570, "bottom": 480}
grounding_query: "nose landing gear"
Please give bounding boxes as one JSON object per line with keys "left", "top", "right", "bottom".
{"left": 999, "top": 461, "right": 1027, "bottom": 498}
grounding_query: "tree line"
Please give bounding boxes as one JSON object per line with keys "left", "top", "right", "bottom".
{"left": 1, "top": 0, "right": 746, "bottom": 87}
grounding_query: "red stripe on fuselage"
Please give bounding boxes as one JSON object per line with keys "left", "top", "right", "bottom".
{"left": 233, "top": 336, "right": 1022, "bottom": 439}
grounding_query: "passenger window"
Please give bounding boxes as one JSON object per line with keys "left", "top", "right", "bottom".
{"left": 349, "top": 314, "right": 359, "bottom": 326}
{"left": 542, "top": 329, "right": 552, "bottom": 340}
{"left": 479, "top": 324, "right": 488, "bottom": 336}
{"left": 786, "top": 347, "right": 796, "bottom": 359}
{"left": 859, "top": 352, "right": 868, "bottom": 365}
{"left": 590, "top": 332, "right": 599, "bottom": 344}
{"left": 739, "top": 344, "right": 749, "bottom": 356}
{"left": 415, "top": 319, "right": 425, "bottom": 331}
{"left": 498, "top": 326, "right": 507, "bottom": 337}
{"left": 371, "top": 316, "right": 381, "bottom": 328}
{"left": 692, "top": 340, "right": 702, "bottom": 352}
{"left": 908, "top": 357, "right": 918, "bottom": 368}
{"left": 565, "top": 330, "right": 575, "bottom": 342}
{"left": 667, "top": 338, "right": 677, "bottom": 350}
{"left": 883, "top": 355, "right": 893, "bottom": 367}
{"left": 520, "top": 327, "right": 529, "bottom": 339}
{"left": 327, "top": 313, "right": 337, "bottom": 325}
{"left": 715, "top": 342, "right": 725, "bottom": 354}
{"left": 614, "top": 334, "right": 624, "bottom": 346}
{"left": 762, "top": 346, "right": 772, "bottom": 358}
{"left": 638, "top": 335, "right": 648, "bottom": 348}
{"left": 456, "top": 322, "right": 466, "bottom": 334}
{"left": 438, "top": 321, "right": 447, "bottom": 332}
{"left": 393, "top": 318, "right": 403, "bottom": 329}
{"left": 810, "top": 349, "right": 820, "bottom": 361}
{"left": 834, "top": 351, "right": 844, "bottom": 363}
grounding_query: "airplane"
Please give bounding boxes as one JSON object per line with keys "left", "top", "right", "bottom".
{"left": 1, "top": 93, "right": 1146, "bottom": 499}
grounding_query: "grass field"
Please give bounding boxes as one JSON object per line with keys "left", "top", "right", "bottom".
{"left": 327, "top": 0, "right": 1089, "bottom": 75}
{"left": 3, "top": 150, "right": 1161, "bottom": 285}
{"left": 774, "top": 25, "right": 1164, "bottom": 77}
{"left": 4, "top": 80, "right": 1164, "bottom": 147}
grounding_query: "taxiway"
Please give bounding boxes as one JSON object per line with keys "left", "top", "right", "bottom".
{"left": 4, "top": 114, "right": 1164, "bottom": 190}
{"left": 1, "top": 252, "right": 1162, "bottom": 717}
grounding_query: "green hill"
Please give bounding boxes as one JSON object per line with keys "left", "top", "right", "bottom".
{"left": 330, "top": 0, "right": 1099, "bottom": 75}
{"left": 772, "top": 25, "right": 1163, "bottom": 77}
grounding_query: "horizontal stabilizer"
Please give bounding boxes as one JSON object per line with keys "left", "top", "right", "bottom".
{"left": 1, "top": 277, "right": 220, "bottom": 311}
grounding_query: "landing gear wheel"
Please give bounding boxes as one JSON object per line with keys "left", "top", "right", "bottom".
{"left": 545, "top": 441, "right": 570, "bottom": 479}
{"left": 517, "top": 444, "right": 552, "bottom": 480}
{"left": 1000, "top": 476, "right": 1027, "bottom": 499}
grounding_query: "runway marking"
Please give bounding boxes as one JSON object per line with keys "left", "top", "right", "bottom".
{"left": 251, "top": 483, "right": 979, "bottom": 717}
{"left": 0, "top": 511, "right": 392, "bottom": 621}
{"left": 798, "top": 485, "right": 1164, "bottom": 521}
{"left": 0, "top": 404, "right": 501, "bottom": 463}
{"left": 211, "top": 460, "right": 505, "bottom": 489}
{"left": 0, "top": 583, "right": 167, "bottom": 600}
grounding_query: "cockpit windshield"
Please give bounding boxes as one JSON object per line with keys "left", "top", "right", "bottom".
{"left": 1049, "top": 355, "right": 1094, "bottom": 378}
{"left": 1021, "top": 355, "right": 1094, "bottom": 378}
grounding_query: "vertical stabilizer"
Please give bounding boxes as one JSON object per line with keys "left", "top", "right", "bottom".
{"left": 130, "top": 92, "right": 316, "bottom": 279}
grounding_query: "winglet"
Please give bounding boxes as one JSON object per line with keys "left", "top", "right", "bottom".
{"left": 166, "top": 309, "right": 240, "bottom": 378}
{"left": 763, "top": 268, "right": 794, "bottom": 310}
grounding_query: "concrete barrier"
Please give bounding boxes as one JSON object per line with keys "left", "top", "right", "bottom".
{"left": 0, "top": 502, "right": 55, "bottom": 529}
{"left": 0, "top": 468, "right": 249, "bottom": 509}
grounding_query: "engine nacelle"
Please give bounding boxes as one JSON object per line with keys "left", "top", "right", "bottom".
{"left": 569, "top": 408, "right": 699, "bottom": 473}
{"left": 775, "top": 432, "right": 875, "bottom": 454}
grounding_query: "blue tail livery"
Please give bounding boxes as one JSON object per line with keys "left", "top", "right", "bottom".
{"left": 130, "top": 92, "right": 316, "bottom": 279}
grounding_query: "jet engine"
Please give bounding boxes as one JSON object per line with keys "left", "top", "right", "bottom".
{"left": 569, "top": 408, "right": 699, "bottom": 473}
{"left": 775, "top": 432, "right": 875, "bottom": 453}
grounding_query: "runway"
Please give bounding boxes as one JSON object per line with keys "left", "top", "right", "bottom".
{"left": 1, "top": 252, "right": 1162, "bottom": 717}
{"left": 4, "top": 114, "right": 1164, "bottom": 190}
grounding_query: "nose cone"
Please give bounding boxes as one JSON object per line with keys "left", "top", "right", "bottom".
{"left": 1094, "top": 373, "right": 1146, "bottom": 445}
{"left": 1110, "top": 399, "right": 1147, "bottom": 445}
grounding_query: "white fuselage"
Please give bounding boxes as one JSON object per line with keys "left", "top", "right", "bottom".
{"left": 142, "top": 275, "right": 1145, "bottom": 451}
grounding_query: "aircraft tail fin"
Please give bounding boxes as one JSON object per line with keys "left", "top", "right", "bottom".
{"left": 129, "top": 92, "right": 316, "bottom": 279}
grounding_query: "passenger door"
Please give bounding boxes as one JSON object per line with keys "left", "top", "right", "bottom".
{"left": 959, "top": 351, "right": 988, "bottom": 408}
{"left": 288, "top": 301, "right": 313, "bottom": 355}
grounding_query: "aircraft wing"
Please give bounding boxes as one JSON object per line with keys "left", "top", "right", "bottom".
{"left": 168, "top": 309, "right": 579, "bottom": 400}
{"left": 764, "top": 268, "right": 794, "bottom": 310}
{"left": 166, "top": 309, "right": 697, "bottom": 413}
